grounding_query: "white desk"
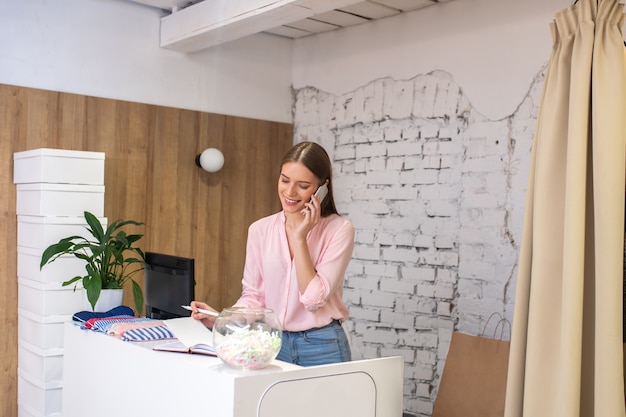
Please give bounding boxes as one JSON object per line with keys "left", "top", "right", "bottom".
{"left": 62, "top": 323, "right": 404, "bottom": 417}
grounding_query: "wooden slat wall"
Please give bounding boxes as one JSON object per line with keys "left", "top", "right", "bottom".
{"left": 0, "top": 84, "right": 293, "bottom": 416}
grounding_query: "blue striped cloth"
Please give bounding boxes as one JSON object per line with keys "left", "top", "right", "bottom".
{"left": 121, "top": 325, "right": 175, "bottom": 342}
{"left": 79, "top": 315, "right": 175, "bottom": 342}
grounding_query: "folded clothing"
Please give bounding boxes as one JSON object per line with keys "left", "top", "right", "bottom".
{"left": 120, "top": 325, "right": 174, "bottom": 342}
{"left": 73, "top": 306, "right": 136, "bottom": 323}
{"left": 74, "top": 306, "right": 175, "bottom": 342}
{"left": 83, "top": 316, "right": 153, "bottom": 333}
{"left": 108, "top": 320, "right": 165, "bottom": 337}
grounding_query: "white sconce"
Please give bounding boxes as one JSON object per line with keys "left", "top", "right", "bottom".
{"left": 195, "top": 148, "right": 224, "bottom": 173}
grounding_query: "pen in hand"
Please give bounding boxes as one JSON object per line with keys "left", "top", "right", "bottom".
{"left": 181, "top": 305, "right": 219, "bottom": 317}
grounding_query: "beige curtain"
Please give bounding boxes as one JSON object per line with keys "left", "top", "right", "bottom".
{"left": 504, "top": 0, "right": 626, "bottom": 416}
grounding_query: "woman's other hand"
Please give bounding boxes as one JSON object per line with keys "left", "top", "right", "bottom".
{"left": 189, "top": 300, "right": 218, "bottom": 328}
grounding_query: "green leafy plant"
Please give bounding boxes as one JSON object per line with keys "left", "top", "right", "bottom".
{"left": 40, "top": 211, "right": 145, "bottom": 313}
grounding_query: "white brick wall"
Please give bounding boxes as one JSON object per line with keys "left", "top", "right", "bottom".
{"left": 293, "top": 66, "right": 545, "bottom": 417}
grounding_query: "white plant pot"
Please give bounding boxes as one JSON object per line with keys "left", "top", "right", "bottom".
{"left": 83, "top": 288, "right": 124, "bottom": 312}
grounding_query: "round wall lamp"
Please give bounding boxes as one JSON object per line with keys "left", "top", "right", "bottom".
{"left": 195, "top": 148, "right": 224, "bottom": 173}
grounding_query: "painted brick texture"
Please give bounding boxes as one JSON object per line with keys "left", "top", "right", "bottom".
{"left": 293, "top": 68, "right": 545, "bottom": 416}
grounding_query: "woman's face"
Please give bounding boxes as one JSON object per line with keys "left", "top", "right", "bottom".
{"left": 278, "top": 161, "right": 320, "bottom": 214}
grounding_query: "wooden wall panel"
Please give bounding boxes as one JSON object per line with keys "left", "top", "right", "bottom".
{"left": 0, "top": 85, "right": 19, "bottom": 417}
{"left": 0, "top": 84, "right": 293, "bottom": 416}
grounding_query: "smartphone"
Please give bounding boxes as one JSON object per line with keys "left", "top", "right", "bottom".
{"left": 311, "top": 183, "right": 328, "bottom": 204}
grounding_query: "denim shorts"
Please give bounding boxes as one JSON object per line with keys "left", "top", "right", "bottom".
{"left": 277, "top": 320, "right": 352, "bottom": 367}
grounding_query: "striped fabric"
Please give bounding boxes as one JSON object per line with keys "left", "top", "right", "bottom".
{"left": 84, "top": 317, "right": 153, "bottom": 333}
{"left": 82, "top": 315, "right": 135, "bottom": 330}
{"left": 121, "top": 325, "right": 175, "bottom": 342}
{"left": 80, "top": 316, "right": 174, "bottom": 342}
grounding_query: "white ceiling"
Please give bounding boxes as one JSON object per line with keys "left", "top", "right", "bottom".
{"left": 124, "top": 0, "right": 455, "bottom": 52}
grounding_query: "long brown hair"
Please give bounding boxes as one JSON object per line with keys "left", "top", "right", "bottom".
{"left": 280, "top": 141, "right": 338, "bottom": 217}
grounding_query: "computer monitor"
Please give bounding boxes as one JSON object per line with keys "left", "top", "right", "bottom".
{"left": 144, "top": 252, "right": 195, "bottom": 319}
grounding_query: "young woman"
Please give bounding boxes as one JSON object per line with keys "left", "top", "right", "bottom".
{"left": 190, "top": 141, "right": 354, "bottom": 366}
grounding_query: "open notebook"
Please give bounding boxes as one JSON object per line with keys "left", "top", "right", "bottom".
{"left": 153, "top": 317, "right": 216, "bottom": 356}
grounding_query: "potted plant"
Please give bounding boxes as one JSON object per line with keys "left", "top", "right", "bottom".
{"left": 40, "top": 211, "right": 146, "bottom": 313}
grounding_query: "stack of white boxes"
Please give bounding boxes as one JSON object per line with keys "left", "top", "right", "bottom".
{"left": 14, "top": 148, "right": 106, "bottom": 417}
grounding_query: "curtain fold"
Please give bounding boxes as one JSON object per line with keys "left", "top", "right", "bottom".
{"left": 504, "top": 0, "right": 626, "bottom": 416}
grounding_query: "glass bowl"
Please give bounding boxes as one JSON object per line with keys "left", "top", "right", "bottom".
{"left": 212, "top": 307, "right": 282, "bottom": 370}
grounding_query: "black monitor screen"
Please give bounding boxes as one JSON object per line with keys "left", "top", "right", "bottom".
{"left": 144, "top": 252, "right": 195, "bottom": 319}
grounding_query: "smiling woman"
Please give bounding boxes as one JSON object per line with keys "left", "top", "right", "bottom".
{"left": 279, "top": 141, "right": 337, "bottom": 217}
{"left": 190, "top": 141, "right": 355, "bottom": 367}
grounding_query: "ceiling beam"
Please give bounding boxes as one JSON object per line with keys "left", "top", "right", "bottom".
{"left": 160, "top": 0, "right": 362, "bottom": 53}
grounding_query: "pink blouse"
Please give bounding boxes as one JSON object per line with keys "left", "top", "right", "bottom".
{"left": 234, "top": 211, "right": 354, "bottom": 332}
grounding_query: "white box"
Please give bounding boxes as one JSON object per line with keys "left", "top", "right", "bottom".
{"left": 18, "top": 369, "right": 63, "bottom": 417}
{"left": 18, "top": 246, "right": 87, "bottom": 284}
{"left": 18, "top": 308, "right": 70, "bottom": 350}
{"left": 17, "top": 215, "right": 108, "bottom": 250}
{"left": 14, "top": 148, "right": 104, "bottom": 185}
{"left": 18, "top": 401, "right": 62, "bottom": 417}
{"left": 18, "top": 340, "right": 64, "bottom": 384}
{"left": 16, "top": 183, "right": 105, "bottom": 217}
{"left": 18, "top": 277, "right": 84, "bottom": 316}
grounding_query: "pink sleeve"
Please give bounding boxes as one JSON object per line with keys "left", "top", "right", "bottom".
{"left": 234, "top": 224, "right": 265, "bottom": 308}
{"left": 299, "top": 219, "right": 354, "bottom": 310}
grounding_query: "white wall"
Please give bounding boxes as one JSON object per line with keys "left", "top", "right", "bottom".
{"left": 292, "top": 0, "right": 564, "bottom": 121}
{"left": 1, "top": 0, "right": 566, "bottom": 123}
{"left": 0, "top": 0, "right": 293, "bottom": 123}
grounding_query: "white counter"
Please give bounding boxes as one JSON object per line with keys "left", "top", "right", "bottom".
{"left": 62, "top": 323, "right": 404, "bottom": 417}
